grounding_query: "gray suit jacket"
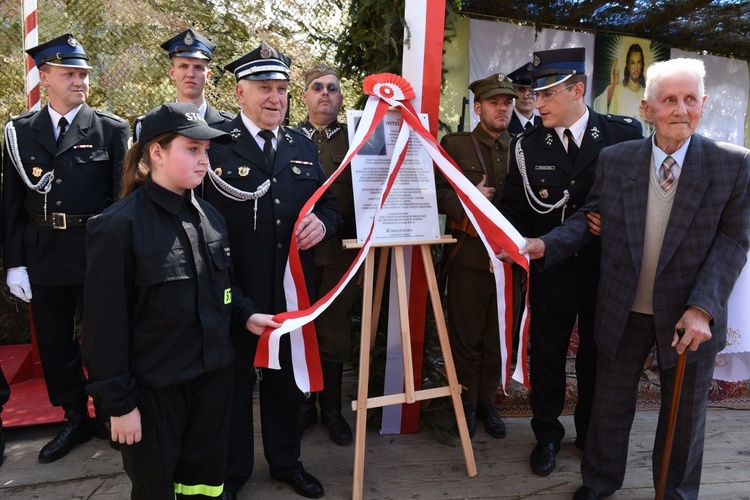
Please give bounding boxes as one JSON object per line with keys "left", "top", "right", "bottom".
{"left": 540, "top": 134, "right": 750, "bottom": 369}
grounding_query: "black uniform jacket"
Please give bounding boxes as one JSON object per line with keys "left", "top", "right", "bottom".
{"left": 296, "top": 118, "right": 354, "bottom": 269}
{"left": 202, "top": 117, "right": 340, "bottom": 314}
{"left": 508, "top": 112, "right": 542, "bottom": 137}
{"left": 132, "top": 103, "right": 234, "bottom": 141}
{"left": 500, "top": 108, "right": 642, "bottom": 312}
{"left": 83, "top": 179, "right": 256, "bottom": 417}
{"left": 1, "top": 104, "right": 129, "bottom": 285}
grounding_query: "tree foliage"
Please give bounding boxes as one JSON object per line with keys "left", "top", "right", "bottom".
{"left": 461, "top": 0, "right": 750, "bottom": 61}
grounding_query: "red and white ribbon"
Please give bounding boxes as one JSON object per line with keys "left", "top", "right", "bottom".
{"left": 254, "top": 74, "right": 531, "bottom": 393}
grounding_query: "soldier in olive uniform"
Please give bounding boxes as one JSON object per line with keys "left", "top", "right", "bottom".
{"left": 202, "top": 43, "right": 339, "bottom": 500}
{"left": 499, "top": 48, "right": 643, "bottom": 477}
{"left": 436, "top": 74, "right": 519, "bottom": 440}
{"left": 132, "top": 29, "right": 233, "bottom": 140}
{"left": 1, "top": 34, "right": 129, "bottom": 463}
{"left": 296, "top": 64, "right": 356, "bottom": 447}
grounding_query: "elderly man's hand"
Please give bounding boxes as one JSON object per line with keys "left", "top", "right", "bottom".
{"left": 296, "top": 213, "right": 326, "bottom": 250}
{"left": 586, "top": 211, "right": 602, "bottom": 236}
{"left": 672, "top": 307, "right": 712, "bottom": 355}
{"left": 518, "top": 237, "right": 545, "bottom": 260}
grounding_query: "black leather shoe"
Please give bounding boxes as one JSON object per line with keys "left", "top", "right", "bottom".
{"left": 219, "top": 491, "right": 237, "bottom": 500}
{"left": 477, "top": 402, "right": 507, "bottom": 439}
{"left": 38, "top": 415, "right": 95, "bottom": 463}
{"left": 529, "top": 441, "right": 560, "bottom": 476}
{"left": 461, "top": 402, "right": 477, "bottom": 438}
{"left": 271, "top": 470, "right": 324, "bottom": 498}
{"left": 321, "top": 407, "right": 353, "bottom": 446}
{"left": 573, "top": 485, "right": 605, "bottom": 499}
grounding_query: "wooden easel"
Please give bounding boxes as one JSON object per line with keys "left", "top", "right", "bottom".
{"left": 344, "top": 237, "right": 477, "bottom": 500}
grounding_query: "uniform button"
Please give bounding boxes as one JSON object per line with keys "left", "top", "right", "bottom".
{"left": 30, "top": 156, "right": 36, "bottom": 160}
{"left": 276, "top": 220, "right": 282, "bottom": 226}
{"left": 541, "top": 179, "right": 545, "bottom": 183}
{"left": 498, "top": 181, "right": 504, "bottom": 186}
{"left": 56, "top": 200, "right": 63, "bottom": 207}
{"left": 317, "top": 139, "right": 323, "bottom": 143}
{"left": 496, "top": 158, "right": 501, "bottom": 162}
{"left": 570, "top": 180, "right": 576, "bottom": 186}
{"left": 272, "top": 177, "right": 278, "bottom": 183}
{"left": 55, "top": 178, "right": 62, "bottom": 184}
{"left": 227, "top": 171, "right": 233, "bottom": 175}
{"left": 571, "top": 205, "right": 578, "bottom": 210}
{"left": 318, "top": 149, "right": 322, "bottom": 155}
{"left": 274, "top": 198, "right": 280, "bottom": 205}
{"left": 277, "top": 243, "right": 283, "bottom": 249}
{"left": 89, "top": 155, "right": 94, "bottom": 160}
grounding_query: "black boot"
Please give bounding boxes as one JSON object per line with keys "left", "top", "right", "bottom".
{"left": 477, "top": 401, "right": 507, "bottom": 439}
{"left": 300, "top": 392, "right": 318, "bottom": 432}
{"left": 462, "top": 402, "right": 477, "bottom": 438}
{"left": 38, "top": 406, "right": 94, "bottom": 463}
{"left": 319, "top": 361, "right": 352, "bottom": 446}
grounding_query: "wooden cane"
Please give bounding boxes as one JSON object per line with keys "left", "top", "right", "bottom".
{"left": 655, "top": 328, "right": 688, "bottom": 500}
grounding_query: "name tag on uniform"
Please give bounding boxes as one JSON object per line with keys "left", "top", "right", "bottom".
{"left": 535, "top": 165, "right": 556, "bottom": 170}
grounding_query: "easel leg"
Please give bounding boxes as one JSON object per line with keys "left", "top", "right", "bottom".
{"left": 370, "top": 247, "right": 390, "bottom": 353}
{"left": 352, "top": 248, "right": 376, "bottom": 500}
{"left": 393, "top": 246, "right": 416, "bottom": 402}
{"left": 420, "top": 245, "right": 478, "bottom": 477}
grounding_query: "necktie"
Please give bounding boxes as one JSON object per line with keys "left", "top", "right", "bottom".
{"left": 258, "top": 129, "right": 276, "bottom": 167}
{"left": 56, "top": 117, "right": 68, "bottom": 148}
{"left": 659, "top": 155, "right": 676, "bottom": 192}
{"left": 564, "top": 128, "right": 578, "bottom": 165}
{"left": 524, "top": 121, "right": 533, "bottom": 130}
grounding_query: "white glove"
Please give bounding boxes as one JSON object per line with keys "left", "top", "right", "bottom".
{"left": 6, "top": 266, "right": 33, "bottom": 302}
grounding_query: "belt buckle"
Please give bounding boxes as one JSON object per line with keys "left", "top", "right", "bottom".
{"left": 52, "top": 212, "right": 67, "bottom": 230}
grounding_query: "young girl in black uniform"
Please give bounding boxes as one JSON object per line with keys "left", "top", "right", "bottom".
{"left": 82, "top": 102, "right": 279, "bottom": 499}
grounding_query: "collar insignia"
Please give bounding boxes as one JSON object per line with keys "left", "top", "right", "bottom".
{"left": 230, "top": 128, "right": 242, "bottom": 140}
{"left": 590, "top": 127, "right": 601, "bottom": 140}
{"left": 545, "top": 133, "right": 554, "bottom": 146}
{"left": 284, "top": 132, "right": 294, "bottom": 145}
{"left": 299, "top": 125, "right": 315, "bottom": 140}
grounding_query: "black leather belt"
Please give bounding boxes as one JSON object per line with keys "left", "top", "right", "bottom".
{"left": 27, "top": 212, "right": 94, "bottom": 230}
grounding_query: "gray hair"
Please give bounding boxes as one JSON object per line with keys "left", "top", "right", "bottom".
{"left": 644, "top": 58, "right": 706, "bottom": 102}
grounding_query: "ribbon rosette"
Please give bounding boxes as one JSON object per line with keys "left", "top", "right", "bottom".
{"left": 254, "top": 73, "right": 531, "bottom": 394}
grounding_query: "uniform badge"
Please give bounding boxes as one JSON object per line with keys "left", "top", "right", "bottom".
{"left": 591, "top": 126, "right": 601, "bottom": 139}
{"left": 184, "top": 32, "right": 195, "bottom": 46}
{"left": 260, "top": 42, "right": 272, "bottom": 59}
{"left": 238, "top": 166, "right": 250, "bottom": 177}
{"left": 32, "top": 166, "right": 43, "bottom": 178}
{"left": 213, "top": 167, "right": 222, "bottom": 176}
{"left": 539, "top": 189, "right": 549, "bottom": 199}
{"left": 284, "top": 133, "right": 294, "bottom": 145}
{"left": 533, "top": 54, "right": 540, "bottom": 67}
{"left": 292, "top": 166, "right": 301, "bottom": 174}
{"left": 230, "top": 128, "right": 242, "bottom": 140}
{"left": 623, "top": 118, "right": 633, "bottom": 123}
{"left": 496, "top": 73, "right": 506, "bottom": 82}
{"left": 545, "top": 133, "right": 554, "bottom": 146}
{"left": 67, "top": 35, "right": 78, "bottom": 47}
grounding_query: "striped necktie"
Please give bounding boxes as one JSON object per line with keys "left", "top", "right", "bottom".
{"left": 659, "top": 156, "right": 676, "bottom": 192}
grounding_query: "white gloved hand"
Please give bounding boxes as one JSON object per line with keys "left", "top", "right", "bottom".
{"left": 6, "top": 266, "right": 33, "bottom": 302}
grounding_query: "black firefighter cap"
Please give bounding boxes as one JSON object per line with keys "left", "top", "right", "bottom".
{"left": 224, "top": 42, "right": 291, "bottom": 82}
{"left": 26, "top": 33, "right": 92, "bottom": 69}
{"left": 160, "top": 29, "right": 216, "bottom": 61}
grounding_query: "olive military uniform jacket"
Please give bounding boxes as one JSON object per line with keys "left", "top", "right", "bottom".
{"left": 1, "top": 103, "right": 130, "bottom": 285}
{"left": 296, "top": 118, "right": 354, "bottom": 269}
{"left": 437, "top": 124, "right": 511, "bottom": 271}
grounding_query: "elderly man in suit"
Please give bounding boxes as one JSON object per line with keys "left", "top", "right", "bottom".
{"left": 202, "top": 42, "right": 339, "bottom": 500}
{"left": 500, "top": 47, "right": 642, "bottom": 477}
{"left": 520, "top": 58, "right": 750, "bottom": 499}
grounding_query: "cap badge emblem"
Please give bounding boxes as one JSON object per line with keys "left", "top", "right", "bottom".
{"left": 238, "top": 166, "right": 250, "bottom": 177}
{"left": 260, "top": 42, "right": 272, "bottom": 59}
{"left": 533, "top": 54, "right": 540, "bottom": 67}
{"left": 32, "top": 167, "right": 43, "bottom": 178}
{"left": 67, "top": 36, "right": 78, "bottom": 47}
{"left": 539, "top": 188, "right": 549, "bottom": 199}
{"left": 545, "top": 133, "right": 554, "bottom": 146}
{"left": 497, "top": 73, "right": 505, "bottom": 82}
{"left": 184, "top": 33, "right": 195, "bottom": 46}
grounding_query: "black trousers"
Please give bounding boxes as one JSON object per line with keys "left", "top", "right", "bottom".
{"left": 120, "top": 366, "right": 233, "bottom": 500}
{"left": 529, "top": 305, "right": 597, "bottom": 444}
{"left": 29, "top": 284, "right": 88, "bottom": 409}
{"left": 224, "top": 332, "right": 303, "bottom": 493}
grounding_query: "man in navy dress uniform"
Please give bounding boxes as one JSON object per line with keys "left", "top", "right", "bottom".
{"left": 1, "top": 33, "right": 129, "bottom": 463}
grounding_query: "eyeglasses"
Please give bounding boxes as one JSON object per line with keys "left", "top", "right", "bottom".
{"left": 527, "top": 83, "right": 577, "bottom": 102}
{"left": 308, "top": 82, "right": 340, "bottom": 93}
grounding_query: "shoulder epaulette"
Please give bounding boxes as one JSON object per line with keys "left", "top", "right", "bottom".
{"left": 443, "top": 131, "right": 472, "bottom": 140}
{"left": 604, "top": 113, "right": 640, "bottom": 128}
{"left": 8, "top": 110, "right": 38, "bottom": 122}
{"left": 218, "top": 109, "right": 235, "bottom": 120}
{"left": 94, "top": 109, "right": 127, "bottom": 123}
